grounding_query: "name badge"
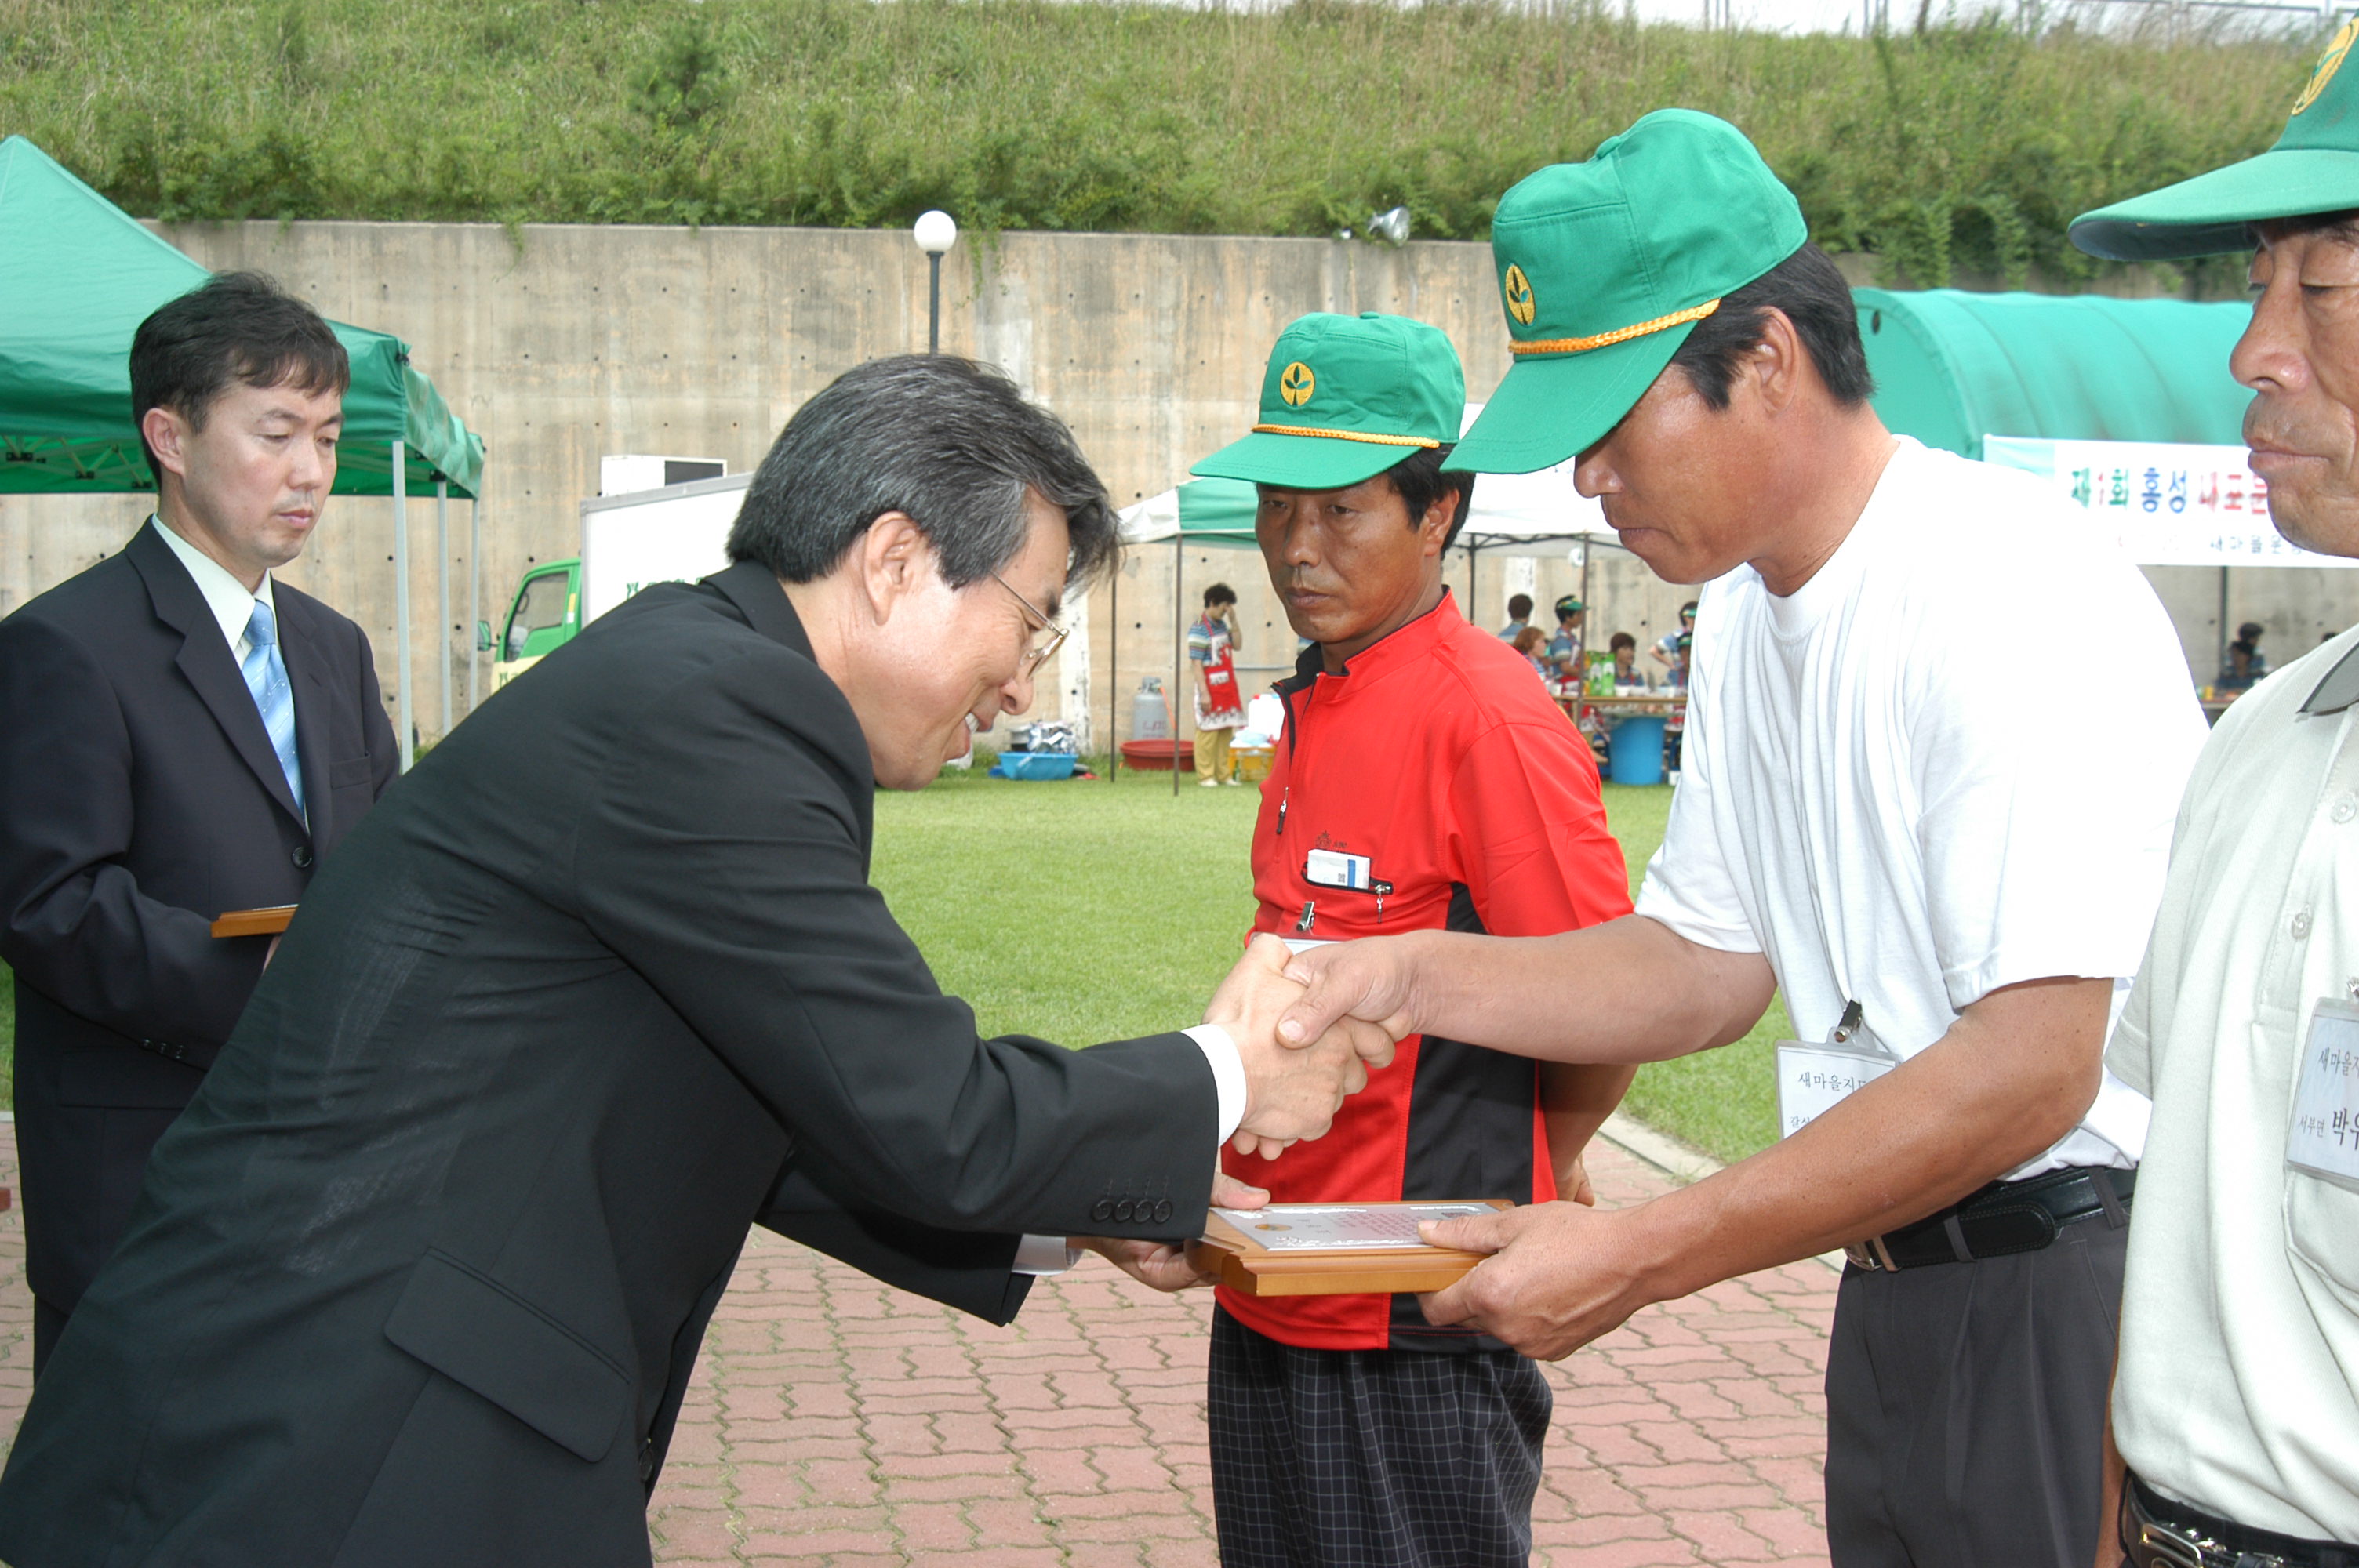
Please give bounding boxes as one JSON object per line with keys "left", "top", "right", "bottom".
{"left": 1775, "top": 1001, "right": 1897, "bottom": 1139}
{"left": 2288, "top": 1000, "right": 2359, "bottom": 1185}
{"left": 1304, "top": 849, "right": 1373, "bottom": 891}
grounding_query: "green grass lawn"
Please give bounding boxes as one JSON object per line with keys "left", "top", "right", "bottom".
{"left": 0, "top": 763, "right": 1783, "bottom": 1160}
{"left": 874, "top": 760, "right": 1783, "bottom": 1166}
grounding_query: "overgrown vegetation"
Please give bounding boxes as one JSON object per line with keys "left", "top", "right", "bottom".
{"left": 0, "top": 0, "right": 2314, "bottom": 288}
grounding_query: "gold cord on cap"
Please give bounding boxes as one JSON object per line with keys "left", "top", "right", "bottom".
{"left": 1509, "top": 299, "right": 1722, "bottom": 356}
{"left": 1248, "top": 424, "right": 1442, "bottom": 448}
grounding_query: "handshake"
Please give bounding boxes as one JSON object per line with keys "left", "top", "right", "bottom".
{"left": 1206, "top": 933, "right": 1408, "bottom": 1158}
{"left": 1070, "top": 934, "right": 1412, "bottom": 1292}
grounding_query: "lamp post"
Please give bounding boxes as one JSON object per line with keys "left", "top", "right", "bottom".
{"left": 913, "top": 209, "right": 958, "bottom": 353}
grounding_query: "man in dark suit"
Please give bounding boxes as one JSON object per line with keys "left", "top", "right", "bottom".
{"left": 0, "top": 272, "right": 398, "bottom": 1375}
{"left": 0, "top": 354, "right": 1388, "bottom": 1567}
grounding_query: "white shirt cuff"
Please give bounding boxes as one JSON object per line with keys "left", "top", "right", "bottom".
{"left": 1012, "top": 1233, "right": 1083, "bottom": 1276}
{"left": 1183, "top": 1022, "right": 1245, "bottom": 1145}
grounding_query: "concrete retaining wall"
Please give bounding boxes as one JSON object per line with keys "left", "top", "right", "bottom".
{"left": 2, "top": 220, "right": 2342, "bottom": 754}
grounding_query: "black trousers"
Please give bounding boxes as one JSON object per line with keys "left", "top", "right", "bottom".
{"left": 1825, "top": 1214, "right": 2128, "bottom": 1568}
{"left": 1207, "top": 1306, "right": 1550, "bottom": 1568}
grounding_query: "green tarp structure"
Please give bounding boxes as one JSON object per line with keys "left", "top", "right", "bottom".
{"left": 0, "top": 134, "right": 483, "bottom": 499}
{"left": 1, "top": 134, "right": 489, "bottom": 768}
{"left": 1857, "top": 288, "right": 2252, "bottom": 460}
{"left": 1116, "top": 477, "right": 1259, "bottom": 550}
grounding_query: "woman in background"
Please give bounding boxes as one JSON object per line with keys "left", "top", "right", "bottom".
{"left": 1189, "top": 583, "right": 1249, "bottom": 786}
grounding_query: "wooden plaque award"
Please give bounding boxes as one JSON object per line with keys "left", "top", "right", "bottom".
{"left": 209, "top": 905, "right": 297, "bottom": 938}
{"left": 1185, "top": 1200, "right": 1511, "bottom": 1297}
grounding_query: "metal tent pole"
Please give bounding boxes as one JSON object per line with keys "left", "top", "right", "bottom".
{"left": 2217, "top": 566, "right": 2231, "bottom": 684}
{"left": 467, "top": 498, "right": 482, "bottom": 716}
{"left": 1109, "top": 565, "right": 1119, "bottom": 782}
{"left": 392, "top": 442, "right": 412, "bottom": 773}
{"left": 928, "top": 253, "right": 943, "bottom": 354}
{"left": 1579, "top": 543, "right": 1594, "bottom": 682}
{"left": 435, "top": 479, "right": 451, "bottom": 739}
{"left": 1172, "top": 535, "right": 1183, "bottom": 797}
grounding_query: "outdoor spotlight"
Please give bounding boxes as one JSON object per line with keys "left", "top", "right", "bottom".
{"left": 1368, "top": 205, "right": 1412, "bottom": 246}
{"left": 913, "top": 209, "right": 959, "bottom": 256}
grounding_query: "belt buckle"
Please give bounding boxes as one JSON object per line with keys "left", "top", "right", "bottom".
{"left": 2142, "top": 1518, "right": 2208, "bottom": 1565}
{"left": 1844, "top": 1235, "right": 1898, "bottom": 1272}
{"left": 2135, "top": 1523, "right": 2208, "bottom": 1567}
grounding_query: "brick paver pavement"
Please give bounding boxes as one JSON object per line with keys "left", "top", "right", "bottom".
{"left": 0, "top": 1122, "right": 1836, "bottom": 1565}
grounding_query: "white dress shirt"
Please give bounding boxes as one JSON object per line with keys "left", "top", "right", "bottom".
{"left": 150, "top": 515, "right": 277, "bottom": 661}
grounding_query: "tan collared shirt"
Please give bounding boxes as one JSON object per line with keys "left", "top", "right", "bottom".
{"left": 2110, "top": 626, "right": 2359, "bottom": 1542}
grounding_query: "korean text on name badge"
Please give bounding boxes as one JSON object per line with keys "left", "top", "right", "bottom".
{"left": 1775, "top": 1042, "right": 1897, "bottom": 1140}
{"left": 2289, "top": 1001, "right": 2359, "bottom": 1185}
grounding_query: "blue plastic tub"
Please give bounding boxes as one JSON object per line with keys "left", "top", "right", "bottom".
{"left": 994, "top": 751, "right": 1079, "bottom": 781}
{"left": 1606, "top": 717, "right": 1667, "bottom": 786}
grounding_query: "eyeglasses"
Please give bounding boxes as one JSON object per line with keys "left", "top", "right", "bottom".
{"left": 990, "top": 571, "right": 1069, "bottom": 677}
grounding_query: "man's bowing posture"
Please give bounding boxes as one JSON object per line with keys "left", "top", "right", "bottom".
{"left": 0, "top": 273, "right": 398, "bottom": 1375}
{"left": 0, "top": 355, "right": 1387, "bottom": 1568}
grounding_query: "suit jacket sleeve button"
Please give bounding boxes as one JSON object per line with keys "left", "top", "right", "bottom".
{"left": 292, "top": 845, "right": 314, "bottom": 869}
{"left": 1112, "top": 1200, "right": 1135, "bottom": 1223}
{"left": 1089, "top": 1199, "right": 1114, "bottom": 1223}
{"left": 1154, "top": 1200, "right": 1175, "bottom": 1225}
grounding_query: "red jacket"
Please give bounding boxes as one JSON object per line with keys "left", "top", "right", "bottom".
{"left": 1221, "top": 592, "right": 1631, "bottom": 1352}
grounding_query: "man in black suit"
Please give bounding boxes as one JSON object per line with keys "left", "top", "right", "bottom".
{"left": 0, "top": 272, "right": 398, "bottom": 1376}
{"left": 0, "top": 354, "right": 1389, "bottom": 1567}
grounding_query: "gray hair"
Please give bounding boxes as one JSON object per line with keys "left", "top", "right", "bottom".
{"left": 728, "top": 355, "right": 1118, "bottom": 590}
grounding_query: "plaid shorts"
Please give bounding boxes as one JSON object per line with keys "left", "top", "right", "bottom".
{"left": 1207, "top": 1306, "right": 1550, "bottom": 1568}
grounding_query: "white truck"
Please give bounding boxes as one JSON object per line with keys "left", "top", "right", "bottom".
{"left": 485, "top": 460, "right": 741, "bottom": 692}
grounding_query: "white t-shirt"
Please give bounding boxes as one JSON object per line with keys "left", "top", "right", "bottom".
{"left": 2106, "top": 627, "right": 2359, "bottom": 1542}
{"left": 1634, "top": 438, "right": 2208, "bottom": 1176}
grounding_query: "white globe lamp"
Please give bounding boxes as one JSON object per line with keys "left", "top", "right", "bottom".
{"left": 914, "top": 211, "right": 958, "bottom": 352}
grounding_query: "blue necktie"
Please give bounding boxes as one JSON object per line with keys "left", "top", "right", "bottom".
{"left": 242, "top": 599, "right": 306, "bottom": 821}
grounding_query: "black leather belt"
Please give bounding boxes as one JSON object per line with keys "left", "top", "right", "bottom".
{"left": 1845, "top": 1163, "right": 2134, "bottom": 1272}
{"left": 2124, "top": 1475, "right": 2358, "bottom": 1568}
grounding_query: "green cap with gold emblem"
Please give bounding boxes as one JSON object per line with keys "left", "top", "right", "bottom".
{"left": 1192, "top": 312, "right": 1467, "bottom": 491}
{"left": 2072, "top": 20, "right": 2359, "bottom": 260}
{"left": 1452, "top": 109, "right": 1808, "bottom": 476}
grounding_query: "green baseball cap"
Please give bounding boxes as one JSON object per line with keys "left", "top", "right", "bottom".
{"left": 1191, "top": 312, "right": 1467, "bottom": 491}
{"left": 2072, "top": 20, "right": 2359, "bottom": 260}
{"left": 1453, "top": 109, "right": 1808, "bottom": 476}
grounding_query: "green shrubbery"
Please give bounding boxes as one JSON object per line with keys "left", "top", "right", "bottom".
{"left": 0, "top": 0, "right": 2317, "bottom": 281}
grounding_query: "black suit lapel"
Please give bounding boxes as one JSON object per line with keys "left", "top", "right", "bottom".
{"left": 127, "top": 523, "right": 307, "bottom": 831}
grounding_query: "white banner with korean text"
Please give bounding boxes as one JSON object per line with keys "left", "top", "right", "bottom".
{"left": 1983, "top": 436, "right": 2359, "bottom": 570}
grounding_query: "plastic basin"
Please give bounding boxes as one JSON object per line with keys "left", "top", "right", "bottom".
{"left": 1118, "top": 739, "right": 1195, "bottom": 772}
{"left": 995, "top": 751, "right": 1078, "bottom": 781}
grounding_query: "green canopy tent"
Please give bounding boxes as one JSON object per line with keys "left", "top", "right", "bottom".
{"left": 0, "top": 134, "right": 488, "bottom": 768}
{"left": 1858, "top": 289, "right": 2283, "bottom": 677}
{"left": 1857, "top": 287, "right": 2253, "bottom": 459}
